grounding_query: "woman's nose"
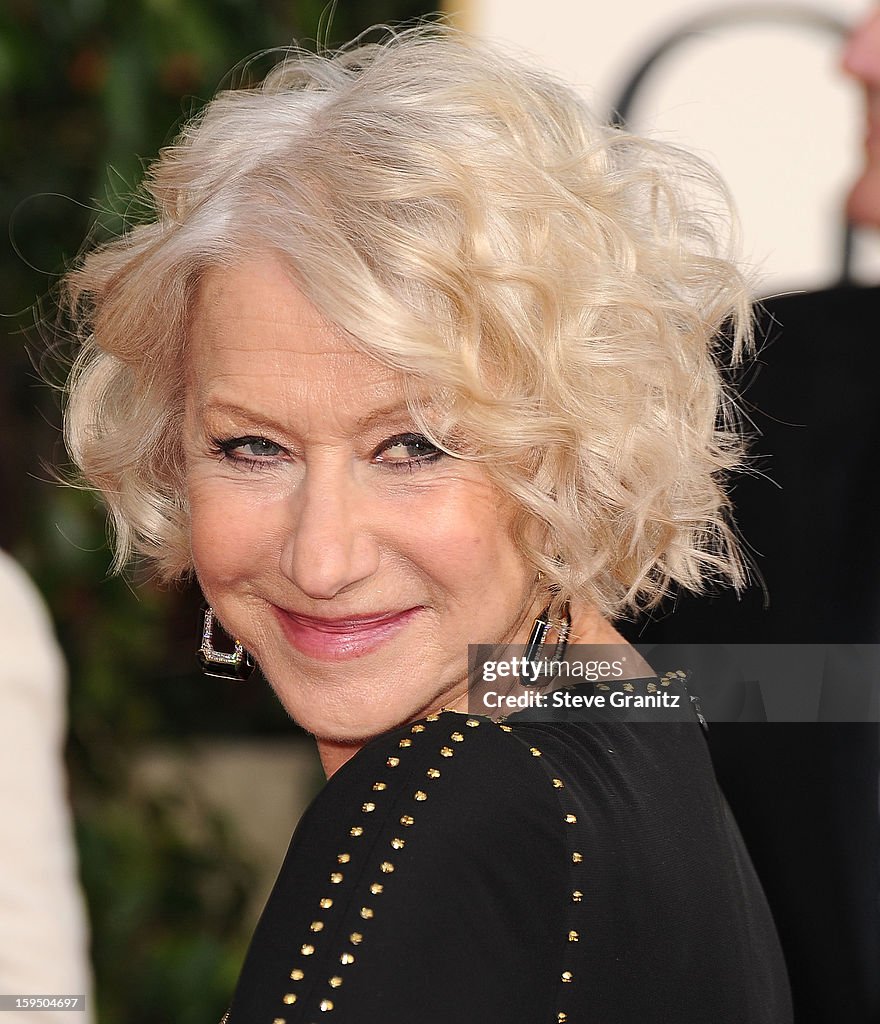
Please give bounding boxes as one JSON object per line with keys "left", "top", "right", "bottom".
{"left": 842, "top": 9, "right": 880, "bottom": 84}
{"left": 279, "top": 463, "right": 381, "bottom": 600}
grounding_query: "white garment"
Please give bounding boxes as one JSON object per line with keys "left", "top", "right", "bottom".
{"left": 0, "top": 551, "right": 93, "bottom": 1023}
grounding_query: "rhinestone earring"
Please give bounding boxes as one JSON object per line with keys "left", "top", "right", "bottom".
{"left": 197, "top": 605, "right": 255, "bottom": 680}
{"left": 524, "top": 602, "right": 572, "bottom": 665}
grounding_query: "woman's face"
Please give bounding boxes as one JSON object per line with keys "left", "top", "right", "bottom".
{"left": 184, "top": 256, "right": 539, "bottom": 742}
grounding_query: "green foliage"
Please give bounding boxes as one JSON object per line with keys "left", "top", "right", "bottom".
{"left": 0, "top": 1, "right": 435, "bottom": 1020}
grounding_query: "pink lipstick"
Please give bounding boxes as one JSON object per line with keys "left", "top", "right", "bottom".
{"left": 274, "top": 606, "right": 420, "bottom": 660}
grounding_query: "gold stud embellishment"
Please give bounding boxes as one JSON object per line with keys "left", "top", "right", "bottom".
{"left": 399, "top": 738, "right": 412, "bottom": 748}
{"left": 411, "top": 724, "right": 425, "bottom": 733}
{"left": 466, "top": 718, "right": 480, "bottom": 727}
{"left": 572, "top": 852, "right": 583, "bottom": 863}
{"left": 647, "top": 682, "right": 657, "bottom": 693}
{"left": 564, "top": 814, "right": 577, "bottom": 824}
{"left": 360, "top": 907, "right": 374, "bottom": 919}
{"left": 499, "top": 724, "right": 512, "bottom": 732}
{"left": 274, "top": 1019, "right": 286, "bottom": 1024}
{"left": 330, "top": 872, "right": 343, "bottom": 884}
{"left": 561, "top": 971, "right": 573, "bottom": 983}
{"left": 310, "top": 921, "right": 324, "bottom": 932}
{"left": 380, "top": 861, "right": 395, "bottom": 873}
{"left": 414, "top": 790, "right": 428, "bottom": 801}
{"left": 319, "top": 999, "right": 334, "bottom": 1012}
{"left": 386, "top": 757, "right": 400, "bottom": 768}
{"left": 390, "top": 837, "right": 405, "bottom": 849}
{"left": 568, "top": 930, "right": 579, "bottom": 942}
{"left": 557, "top": 1014, "right": 568, "bottom": 1022}
{"left": 283, "top": 994, "right": 297, "bottom": 1005}
{"left": 301, "top": 943, "right": 315, "bottom": 955}
{"left": 426, "top": 713, "right": 440, "bottom": 721}
{"left": 529, "top": 747, "right": 542, "bottom": 757}
{"left": 552, "top": 778, "right": 565, "bottom": 789}
{"left": 337, "top": 853, "right": 350, "bottom": 864}
{"left": 370, "top": 882, "right": 384, "bottom": 894}
{"left": 571, "top": 890, "right": 583, "bottom": 903}
{"left": 451, "top": 731, "right": 464, "bottom": 742}
{"left": 440, "top": 747, "right": 454, "bottom": 757}
{"left": 372, "top": 781, "right": 387, "bottom": 791}
{"left": 349, "top": 932, "right": 363, "bottom": 944}
{"left": 290, "top": 968, "right": 305, "bottom": 980}
{"left": 400, "top": 815, "right": 414, "bottom": 826}
{"left": 349, "top": 826, "right": 364, "bottom": 837}
{"left": 340, "top": 952, "right": 355, "bottom": 965}
{"left": 319, "top": 898, "right": 333, "bottom": 910}
{"left": 426, "top": 768, "right": 441, "bottom": 779}
{"left": 362, "top": 802, "right": 376, "bottom": 813}
{"left": 329, "top": 976, "right": 343, "bottom": 988}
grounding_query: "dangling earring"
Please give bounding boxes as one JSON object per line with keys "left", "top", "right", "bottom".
{"left": 524, "top": 602, "right": 572, "bottom": 664}
{"left": 197, "top": 605, "right": 255, "bottom": 680}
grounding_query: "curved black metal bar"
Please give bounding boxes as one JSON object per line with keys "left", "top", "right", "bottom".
{"left": 608, "top": 3, "right": 855, "bottom": 283}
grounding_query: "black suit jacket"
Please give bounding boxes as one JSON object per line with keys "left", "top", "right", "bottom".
{"left": 623, "top": 285, "right": 880, "bottom": 1024}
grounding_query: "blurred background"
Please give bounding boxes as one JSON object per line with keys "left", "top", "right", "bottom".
{"left": 0, "top": 0, "right": 873, "bottom": 1021}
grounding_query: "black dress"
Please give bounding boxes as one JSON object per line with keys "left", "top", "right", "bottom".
{"left": 226, "top": 684, "right": 792, "bottom": 1023}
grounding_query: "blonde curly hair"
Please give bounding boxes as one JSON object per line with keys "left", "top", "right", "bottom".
{"left": 63, "top": 23, "right": 752, "bottom": 618}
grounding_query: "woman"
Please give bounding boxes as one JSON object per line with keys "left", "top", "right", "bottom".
{"left": 62, "top": 25, "right": 792, "bottom": 1022}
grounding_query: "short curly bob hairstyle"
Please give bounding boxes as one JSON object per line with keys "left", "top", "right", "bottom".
{"left": 63, "top": 23, "right": 753, "bottom": 619}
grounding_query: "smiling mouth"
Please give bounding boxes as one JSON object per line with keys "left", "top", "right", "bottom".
{"left": 273, "top": 606, "right": 421, "bottom": 660}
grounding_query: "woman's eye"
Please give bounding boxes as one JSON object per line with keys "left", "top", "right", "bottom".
{"left": 375, "top": 433, "right": 442, "bottom": 467}
{"left": 212, "top": 436, "right": 284, "bottom": 462}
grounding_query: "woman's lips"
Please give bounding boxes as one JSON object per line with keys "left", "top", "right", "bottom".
{"left": 273, "top": 606, "right": 421, "bottom": 660}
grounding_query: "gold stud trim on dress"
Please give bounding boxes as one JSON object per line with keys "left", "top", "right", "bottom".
{"left": 466, "top": 718, "right": 480, "bottom": 727}
{"left": 530, "top": 747, "right": 542, "bottom": 757}
{"left": 564, "top": 814, "right": 577, "bottom": 824}
{"left": 571, "top": 890, "right": 583, "bottom": 902}
{"left": 561, "top": 971, "right": 573, "bottom": 983}
{"left": 568, "top": 930, "right": 579, "bottom": 942}
{"left": 557, "top": 1014, "right": 568, "bottom": 1022}
{"left": 552, "top": 778, "right": 564, "bottom": 788}
{"left": 273, "top": 1018, "right": 286, "bottom": 1024}
{"left": 572, "top": 852, "right": 583, "bottom": 863}
{"left": 277, "top": 712, "right": 454, "bottom": 1020}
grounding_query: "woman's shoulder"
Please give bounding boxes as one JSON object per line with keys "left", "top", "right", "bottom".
{"left": 304, "top": 710, "right": 578, "bottom": 848}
